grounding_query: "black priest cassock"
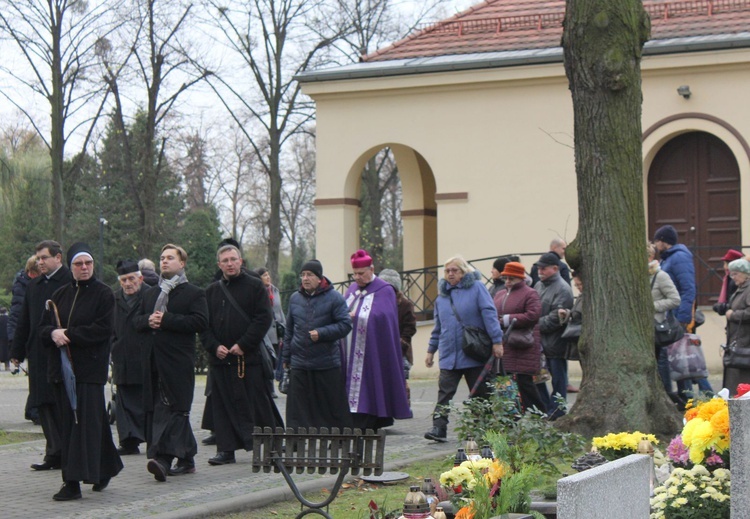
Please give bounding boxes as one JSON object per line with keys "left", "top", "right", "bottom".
{"left": 133, "top": 244, "right": 208, "bottom": 481}
{"left": 40, "top": 242, "right": 123, "bottom": 501}
{"left": 200, "top": 246, "right": 283, "bottom": 466}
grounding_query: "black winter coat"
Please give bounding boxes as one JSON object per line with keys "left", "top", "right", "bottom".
{"left": 111, "top": 288, "right": 145, "bottom": 385}
{"left": 201, "top": 272, "right": 273, "bottom": 367}
{"left": 40, "top": 277, "right": 114, "bottom": 384}
{"left": 133, "top": 283, "right": 208, "bottom": 412}
{"left": 283, "top": 278, "right": 352, "bottom": 371}
{"left": 7, "top": 269, "right": 31, "bottom": 342}
{"left": 10, "top": 266, "right": 72, "bottom": 405}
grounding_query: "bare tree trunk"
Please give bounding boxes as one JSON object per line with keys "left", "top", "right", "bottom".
{"left": 559, "top": 0, "right": 681, "bottom": 437}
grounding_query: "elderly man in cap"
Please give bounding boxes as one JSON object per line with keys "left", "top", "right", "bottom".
{"left": 200, "top": 243, "right": 282, "bottom": 466}
{"left": 283, "top": 259, "right": 352, "bottom": 429}
{"left": 530, "top": 238, "right": 571, "bottom": 287}
{"left": 344, "top": 250, "right": 412, "bottom": 430}
{"left": 111, "top": 260, "right": 147, "bottom": 455}
{"left": 40, "top": 242, "right": 123, "bottom": 500}
{"left": 534, "top": 252, "right": 573, "bottom": 420}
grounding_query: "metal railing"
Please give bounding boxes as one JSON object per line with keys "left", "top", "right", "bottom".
{"left": 281, "top": 245, "right": 747, "bottom": 319}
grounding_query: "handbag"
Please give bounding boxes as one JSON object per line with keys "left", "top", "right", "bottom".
{"left": 448, "top": 292, "right": 493, "bottom": 362}
{"left": 506, "top": 327, "right": 535, "bottom": 349}
{"left": 562, "top": 321, "right": 581, "bottom": 361}
{"left": 722, "top": 313, "right": 750, "bottom": 369}
{"left": 667, "top": 333, "right": 708, "bottom": 381}
{"left": 218, "top": 281, "right": 275, "bottom": 380}
{"left": 654, "top": 312, "right": 684, "bottom": 347}
{"left": 496, "top": 289, "right": 534, "bottom": 349}
{"left": 651, "top": 276, "right": 685, "bottom": 347}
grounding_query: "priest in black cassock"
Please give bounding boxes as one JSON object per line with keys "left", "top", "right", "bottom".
{"left": 200, "top": 244, "right": 283, "bottom": 466}
{"left": 134, "top": 244, "right": 208, "bottom": 481}
{"left": 111, "top": 260, "right": 147, "bottom": 455}
{"left": 41, "top": 242, "right": 123, "bottom": 501}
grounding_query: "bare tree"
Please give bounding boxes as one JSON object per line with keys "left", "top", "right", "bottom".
{"left": 280, "top": 132, "right": 317, "bottom": 264}
{"left": 97, "top": 0, "right": 211, "bottom": 256}
{"left": 203, "top": 0, "right": 339, "bottom": 282}
{"left": 0, "top": 0, "right": 117, "bottom": 241}
{"left": 560, "top": 0, "right": 681, "bottom": 437}
{"left": 206, "top": 126, "right": 268, "bottom": 247}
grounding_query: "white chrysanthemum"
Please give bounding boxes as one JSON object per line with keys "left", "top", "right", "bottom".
{"left": 683, "top": 483, "right": 697, "bottom": 492}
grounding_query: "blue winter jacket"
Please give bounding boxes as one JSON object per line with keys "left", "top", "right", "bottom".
{"left": 428, "top": 271, "right": 503, "bottom": 370}
{"left": 283, "top": 278, "right": 352, "bottom": 371}
{"left": 659, "top": 244, "right": 696, "bottom": 324}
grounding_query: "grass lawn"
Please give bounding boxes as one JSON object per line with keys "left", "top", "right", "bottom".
{"left": 220, "top": 455, "right": 453, "bottom": 519}
{"left": 0, "top": 430, "right": 45, "bottom": 445}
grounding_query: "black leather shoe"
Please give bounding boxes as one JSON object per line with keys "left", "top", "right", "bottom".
{"left": 168, "top": 461, "right": 196, "bottom": 476}
{"left": 201, "top": 433, "right": 216, "bottom": 446}
{"left": 147, "top": 459, "right": 168, "bottom": 482}
{"left": 208, "top": 451, "right": 236, "bottom": 466}
{"left": 53, "top": 482, "right": 81, "bottom": 501}
{"left": 92, "top": 477, "right": 110, "bottom": 491}
{"left": 31, "top": 460, "right": 61, "bottom": 471}
{"left": 424, "top": 426, "right": 447, "bottom": 442}
{"left": 117, "top": 445, "right": 140, "bottom": 455}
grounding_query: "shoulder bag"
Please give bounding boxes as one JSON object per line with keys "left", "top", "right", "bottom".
{"left": 448, "top": 291, "right": 493, "bottom": 362}
{"left": 218, "top": 281, "right": 276, "bottom": 380}
{"left": 652, "top": 275, "right": 685, "bottom": 348}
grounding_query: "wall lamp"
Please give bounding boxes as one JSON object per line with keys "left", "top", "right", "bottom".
{"left": 677, "top": 85, "right": 691, "bottom": 99}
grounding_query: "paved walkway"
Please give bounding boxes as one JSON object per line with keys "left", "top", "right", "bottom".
{"left": 0, "top": 371, "right": 460, "bottom": 519}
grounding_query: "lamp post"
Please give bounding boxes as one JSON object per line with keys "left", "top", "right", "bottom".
{"left": 98, "top": 213, "right": 108, "bottom": 279}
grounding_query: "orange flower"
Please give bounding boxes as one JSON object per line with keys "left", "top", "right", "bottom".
{"left": 455, "top": 505, "right": 476, "bottom": 519}
{"left": 684, "top": 406, "right": 699, "bottom": 422}
{"left": 697, "top": 398, "right": 727, "bottom": 422}
{"left": 710, "top": 407, "right": 730, "bottom": 437}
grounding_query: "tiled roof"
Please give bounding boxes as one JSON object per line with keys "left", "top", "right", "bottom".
{"left": 363, "top": 0, "right": 750, "bottom": 62}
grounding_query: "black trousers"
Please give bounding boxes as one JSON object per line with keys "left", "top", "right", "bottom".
{"left": 512, "top": 373, "right": 547, "bottom": 414}
{"left": 431, "top": 366, "right": 489, "bottom": 428}
{"left": 38, "top": 402, "right": 62, "bottom": 463}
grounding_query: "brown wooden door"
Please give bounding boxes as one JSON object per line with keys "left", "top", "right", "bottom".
{"left": 648, "top": 131, "right": 741, "bottom": 305}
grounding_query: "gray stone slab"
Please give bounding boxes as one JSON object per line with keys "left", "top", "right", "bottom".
{"left": 730, "top": 398, "right": 750, "bottom": 519}
{"left": 557, "top": 454, "right": 650, "bottom": 519}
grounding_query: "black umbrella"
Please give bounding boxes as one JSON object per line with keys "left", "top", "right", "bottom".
{"left": 46, "top": 300, "right": 78, "bottom": 424}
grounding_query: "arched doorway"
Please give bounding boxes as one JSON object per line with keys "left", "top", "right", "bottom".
{"left": 648, "top": 131, "right": 741, "bottom": 304}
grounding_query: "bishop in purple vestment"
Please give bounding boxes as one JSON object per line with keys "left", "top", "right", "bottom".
{"left": 344, "top": 250, "right": 412, "bottom": 430}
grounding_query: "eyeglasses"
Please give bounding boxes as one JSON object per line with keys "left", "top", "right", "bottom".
{"left": 72, "top": 260, "right": 94, "bottom": 268}
{"left": 37, "top": 255, "right": 52, "bottom": 261}
{"left": 444, "top": 268, "right": 461, "bottom": 274}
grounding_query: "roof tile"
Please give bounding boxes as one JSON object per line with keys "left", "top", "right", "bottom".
{"left": 363, "top": 0, "right": 750, "bottom": 62}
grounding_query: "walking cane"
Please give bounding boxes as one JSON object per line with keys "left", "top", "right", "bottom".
{"left": 469, "top": 318, "right": 516, "bottom": 397}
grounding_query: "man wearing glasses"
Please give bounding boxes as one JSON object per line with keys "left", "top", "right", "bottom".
{"left": 10, "top": 240, "right": 72, "bottom": 471}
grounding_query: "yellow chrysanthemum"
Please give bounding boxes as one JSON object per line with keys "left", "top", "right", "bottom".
{"left": 485, "top": 459, "right": 509, "bottom": 485}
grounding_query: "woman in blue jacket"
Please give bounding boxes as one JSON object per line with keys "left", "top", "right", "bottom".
{"left": 424, "top": 256, "right": 503, "bottom": 442}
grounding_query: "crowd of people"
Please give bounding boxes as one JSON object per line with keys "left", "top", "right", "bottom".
{"left": 3, "top": 239, "right": 415, "bottom": 500}
{"left": 4, "top": 231, "right": 749, "bottom": 500}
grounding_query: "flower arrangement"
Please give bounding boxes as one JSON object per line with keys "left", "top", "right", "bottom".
{"left": 680, "top": 397, "right": 729, "bottom": 465}
{"left": 440, "top": 432, "right": 545, "bottom": 519}
{"left": 650, "top": 465, "right": 730, "bottom": 519}
{"left": 591, "top": 431, "right": 659, "bottom": 461}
